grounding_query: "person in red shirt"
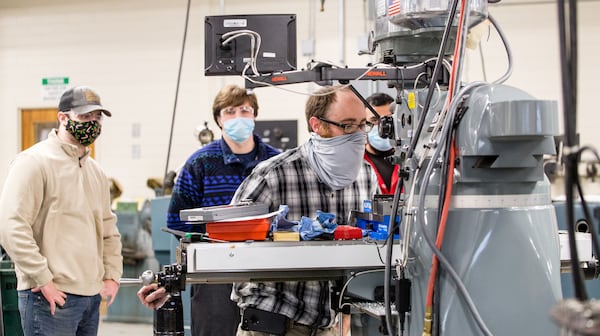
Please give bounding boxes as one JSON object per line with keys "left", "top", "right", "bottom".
{"left": 364, "top": 92, "right": 400, "bottom": 194}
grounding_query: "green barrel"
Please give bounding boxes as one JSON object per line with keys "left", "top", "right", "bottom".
{"left": 0, "top": 260, "right": 23, "bottom": 336}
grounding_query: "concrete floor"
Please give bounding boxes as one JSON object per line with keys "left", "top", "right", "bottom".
{"left": 98, "top": 318, "right": 153, "bottom": 336}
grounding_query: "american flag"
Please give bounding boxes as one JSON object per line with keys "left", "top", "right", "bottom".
{"left": 388, "top": 0, "right": 401, "bottom": 16}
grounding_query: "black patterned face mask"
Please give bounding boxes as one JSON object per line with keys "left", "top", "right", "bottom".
{"left": 65, "top": 118, "right": 102, "bottom": 146}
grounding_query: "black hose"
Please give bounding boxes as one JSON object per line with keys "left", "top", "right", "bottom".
{"left": 383, "top": 1, "right": 460, "bottom": 335}
{"left": 405, "top": 0, "right": 457, "bottom": 160}
{"left": 575, "top": 147, "right": 600, "bottom": 267}
{"left": 557, "top": 0, "right": 587, "bottom": 301}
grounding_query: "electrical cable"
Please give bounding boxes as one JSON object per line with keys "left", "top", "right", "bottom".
{"left": 378, "top": 85, "right": 410, "bottom": 336}
{"left": 163, "top": 0, "right": 191, "bottom": 184}
{"left": 557, "top": 0, "right": 587, "bottom": 301}
{"left": 414, "top": 72, "right": 442, "bottom": 110}
{"left": 337, "top": 269, "right": 385, "bottom": 312}
{"left": 221, "top": 30, "right": 262, "bottom": 76}
{"left": 576, "top": 146, "right": 600, "bottom": 261}
{"left": 434, "top": 123, "right": 456, "bottom": 336}
{"left": 222, "top": 31, "right": 259, "bottom": 74}
{"left": 478, "top": 40, "right": 488, "bottom": 82}
{"left": 384, "top": 170, "right": 404, "bottom": 336}
{"left": 333, "top": 268, "right": 386, "bottom": 336}
{"left": 423, "top": 137, "right": 455, "bottom": 336}
{"left": 427, "top": 109, "right": 457, "bottom": 336}
{"left": 575, "top": 180, "right": 600, "bottom": 255}
{"left": 449, "top": 0, "right": 470, "bottom": 94}
{"left": 487, "top": 14, "right": 513, "bottom": 85}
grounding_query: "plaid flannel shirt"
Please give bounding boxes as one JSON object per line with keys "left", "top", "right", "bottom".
{"left": 231, "top": 142, "right": 378, "bottom": 328}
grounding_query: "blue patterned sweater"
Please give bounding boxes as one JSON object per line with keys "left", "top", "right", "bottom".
{"left": 167, "top": 135, "right": 280, "bottom": 232}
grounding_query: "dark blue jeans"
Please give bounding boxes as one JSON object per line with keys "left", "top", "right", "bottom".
{"left": 18, "top": 289, "right": 101, "bottom": 336}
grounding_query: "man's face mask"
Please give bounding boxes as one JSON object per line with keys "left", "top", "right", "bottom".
{"left": 65, "top": 117, "right": 102, "bottom": 146}
{"left": 307, "top": 132, "right": 367, "bottom": 191}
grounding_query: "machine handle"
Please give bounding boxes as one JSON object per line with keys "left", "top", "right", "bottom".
{"left": 119, "top": 270, "right": 156, "bottom": 286}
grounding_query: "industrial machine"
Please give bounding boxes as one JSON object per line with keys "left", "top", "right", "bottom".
{"left": 223, "top": 1, "right": 562, "bottom": 334}
{"left": 554, "top": 201, "right": 600, "bottom": 296}
{"left": 107, "top": 201, "right": 160, "bottom": 323}
{"left": 369, "top": 2, "right": 566, "bottom": 334}
{"left": 123, "top": 1, "right": 597, "bottom": 335}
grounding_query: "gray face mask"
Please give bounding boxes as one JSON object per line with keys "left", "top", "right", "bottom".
{"left": 306, "top": 132, "right": 367, "bottom": 191}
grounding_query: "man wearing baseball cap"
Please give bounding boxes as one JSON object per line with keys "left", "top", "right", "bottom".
{"left": 58, "top": 86, "right": 112, "bottom": 148}
{"left": 0, "top": 86, "right": 123, "bottom": 336}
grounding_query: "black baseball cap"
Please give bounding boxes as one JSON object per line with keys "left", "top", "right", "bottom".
{"left": 58, "top": 86, "right": 112, "bottom": 116}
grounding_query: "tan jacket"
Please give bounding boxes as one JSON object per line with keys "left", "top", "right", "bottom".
{"left": 0, "top": 129, "right": 122, "bottom": 295}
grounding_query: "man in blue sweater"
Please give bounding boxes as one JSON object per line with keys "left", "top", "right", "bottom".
{"left": 164, "top": 84, "right": 280, "bottom": 336}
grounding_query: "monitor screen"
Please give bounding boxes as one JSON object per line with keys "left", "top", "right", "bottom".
{"left": 204, "top": 14, "right": 297, "bottom": 76}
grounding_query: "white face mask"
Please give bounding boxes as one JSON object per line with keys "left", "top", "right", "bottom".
{"left": 306, "top": 132, "right": 367, "bottom": 191}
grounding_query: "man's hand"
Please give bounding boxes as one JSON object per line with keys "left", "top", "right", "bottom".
{"left": 137, "top": 283, "right": 169, "bottom": 309}
{"left": 100, "top": 279, "right": 120, "bottom": 306}
{"left": 333, "top": 313, "right": 351, "bottom": 336}
{"left": 342, "top": 313, "right": 351, "bottom": 336}
{"left": 32, "top": 281, "right": 66, "bottom": 316}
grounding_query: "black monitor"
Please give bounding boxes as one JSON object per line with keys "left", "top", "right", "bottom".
{"left": 204, "top": 14, "right": 297, "bottom": 76}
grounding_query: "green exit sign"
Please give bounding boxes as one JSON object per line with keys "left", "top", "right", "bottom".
{"left": 42, "top": 77, "right": 69, "bottom": 85}
{"left": 41, "top": 77, "right": 70, "bottom": 100}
